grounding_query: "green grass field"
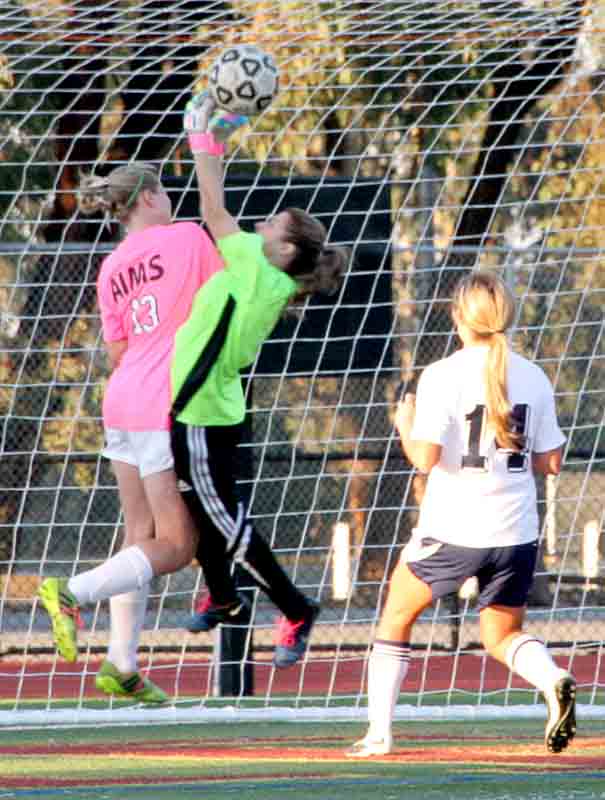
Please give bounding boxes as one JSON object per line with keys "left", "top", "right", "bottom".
{"left": 1, "top": 718, "right": 604, "bottom": 799}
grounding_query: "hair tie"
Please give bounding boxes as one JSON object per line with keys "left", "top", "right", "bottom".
{"left": 124, "top": 174, "right": 146, "bottom": 210}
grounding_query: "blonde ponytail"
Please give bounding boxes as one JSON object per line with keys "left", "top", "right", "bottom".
{"left": 452, "top": 270, "right": 522, "bottom": 451}
{"left": 78, "top": 162, "right": 160, "bottom": 222}
{"left": 485, "top": 331, "right": 521, "bottom": 450}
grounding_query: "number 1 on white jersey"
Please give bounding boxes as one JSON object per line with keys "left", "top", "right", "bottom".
{"left": 462, "top": 403, "right": 530, "bottom": 473}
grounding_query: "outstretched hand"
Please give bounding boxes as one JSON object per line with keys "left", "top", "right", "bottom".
{"left": 184, "top": 91, "right": 217, "bottom": 134}
{"left": 208, "top": 107, "right": 249, "bottom": 143}
{"left": 184, "top": 91, "right": 249, "bottom": 145}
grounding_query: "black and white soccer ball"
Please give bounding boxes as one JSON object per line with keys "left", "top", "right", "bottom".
{"left": 208, "top": 45, "right": 279, "bottom": 116}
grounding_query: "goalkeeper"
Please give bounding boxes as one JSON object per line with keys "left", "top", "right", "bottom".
{"left": 170, "top": 92, "right": 348, "bottom": 667}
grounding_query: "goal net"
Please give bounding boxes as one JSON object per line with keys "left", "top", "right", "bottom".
{"left": 0, "top": 0, "right": 604, "bottom": 727}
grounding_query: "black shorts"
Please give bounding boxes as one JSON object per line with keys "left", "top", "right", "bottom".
{"left": 405, "top": 537, "right": 538, "bottom": 610}
{"left": 170, "top": 420, "right": 250, "bottom": 557}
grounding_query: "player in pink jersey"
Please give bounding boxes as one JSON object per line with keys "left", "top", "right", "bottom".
{"left": 39, "top": 162, "right": 222, "bottom": 704}
{"left": 98, "top": 214, "right": 220, "bottom": 431}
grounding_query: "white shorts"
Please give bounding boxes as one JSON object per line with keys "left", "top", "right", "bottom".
{"left": 102, "top": 428, "right": 174, "bottom": 478}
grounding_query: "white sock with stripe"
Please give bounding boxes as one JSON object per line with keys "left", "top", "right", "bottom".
{"left": 107, "top": 584, "right": 150, "bottom": 674}
{"left": 367, "top": 639, "right": 410, "bottom": 742}
{"left": 505, "top": 633, "right": 567, "bottom": 694}
{"left": 67, "top": 546, "right": 154, "bottom": 605}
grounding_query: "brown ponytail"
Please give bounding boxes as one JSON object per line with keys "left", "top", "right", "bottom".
{"left": 452, "top": 270, "right": 521, "bottom": 451}
{"left": 78, "top": 162, "right": 160, "bottom": 223}
{"left": 282, "top": 207, "right": 348, "bottom": 300}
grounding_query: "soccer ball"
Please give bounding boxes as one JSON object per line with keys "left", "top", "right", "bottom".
{"left": 208, "top": 45, "right": 279, "bottom": 116}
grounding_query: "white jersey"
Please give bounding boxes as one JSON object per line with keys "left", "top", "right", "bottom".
{"left": 410, "top": 345, "right": 565, "bottom": 548}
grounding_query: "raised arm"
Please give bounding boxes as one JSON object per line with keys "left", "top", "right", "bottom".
{"left": 184, "top": 92, "right": 247, "bottom": 241}
{"left": 193, "top": 148, "right": 234, "bottom": 238}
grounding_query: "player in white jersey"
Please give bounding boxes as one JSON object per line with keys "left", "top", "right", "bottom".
{"left": 347, "top": 270, "right": 576, "bottom": 758}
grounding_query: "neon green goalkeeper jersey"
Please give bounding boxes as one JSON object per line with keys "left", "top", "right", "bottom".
{"left": 171, "top": 230, "right": 297, "bottom": 426}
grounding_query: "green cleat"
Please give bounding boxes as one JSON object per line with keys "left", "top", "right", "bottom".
{"left": 38, "top": 577, "right": 81, "bottom": 662}
{"left": 95, "top": 660, "right": 168, "bottom": 705}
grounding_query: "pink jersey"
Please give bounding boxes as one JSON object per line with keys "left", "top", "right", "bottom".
{"left": 97, "top": 221, "right": 223, "bottom": 431}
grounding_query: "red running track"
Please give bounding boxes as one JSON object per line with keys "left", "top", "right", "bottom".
{"left": 0, "top": 652, "right": 601, "bottom": 699}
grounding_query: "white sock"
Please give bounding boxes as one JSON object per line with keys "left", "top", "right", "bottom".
{"left": 67, "top": 546, "right": 154, "bottom": 605}
{"left": 367, "top": 639, "right": 410, "bottom": 741}
{"left": 505, "top": 633, "right": 567, "bottom": 694}
{"left": 107, "top": 584, "right": 150, "bottom": 674}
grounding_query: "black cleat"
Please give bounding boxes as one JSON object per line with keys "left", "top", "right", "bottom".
{"left": 545, "top": 673, "right": 577, "bottom": 754}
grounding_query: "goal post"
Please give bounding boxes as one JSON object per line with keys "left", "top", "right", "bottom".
{"left": 1, "top": 0, "right": 604, "bottom": 727}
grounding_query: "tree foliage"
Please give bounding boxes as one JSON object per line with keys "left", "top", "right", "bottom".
{"left": 0, "top": 0, "right": 602, "bottom": 564}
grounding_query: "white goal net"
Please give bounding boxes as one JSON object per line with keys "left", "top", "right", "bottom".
{"left": 0, "top": 0, "right": 604, "bottom": 727}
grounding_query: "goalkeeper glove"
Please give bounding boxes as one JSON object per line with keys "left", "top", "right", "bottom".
{"left": 185, "top": 91, "right": 249, "bottom": 155}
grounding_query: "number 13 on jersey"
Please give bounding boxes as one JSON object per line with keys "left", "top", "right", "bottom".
{"left": 462, "top": 404, "right": 530, "bottom": 473}
{"left": 131, "top": 294, "right": 160, "bottom": 335}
